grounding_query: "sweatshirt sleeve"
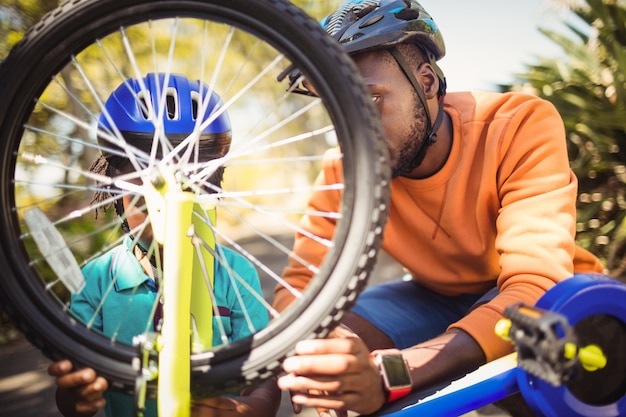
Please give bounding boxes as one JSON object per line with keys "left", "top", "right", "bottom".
{"left": 449, "top": 95, "right": 602, "bottom": 361}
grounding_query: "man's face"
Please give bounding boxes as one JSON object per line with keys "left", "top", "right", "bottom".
{"left": 352, "top": 50, "right": 429, "bottom": 178}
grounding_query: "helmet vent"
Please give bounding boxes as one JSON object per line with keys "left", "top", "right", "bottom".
{"left": 325, "top": 0, "right": 379, "bottom": 36}
{"left": 137, "top": 91, "right": 151, "bottom": 120}
{"left": 394, "top": 8, "right": 420, "bottom": 21}
{"left": 165, "top": 87, "right": 178, "bottom": 120}
{"left": 355, "top": 4, "right": 378, "bottom": 19}
{"left": 359, "top": 13, "right": 383, "bottom": 28}
{"left": 190, "top": 91, "right": 200, "bottom": 120}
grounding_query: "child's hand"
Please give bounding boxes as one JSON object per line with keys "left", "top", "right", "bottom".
{"left": 48, "top": 359, "right": 108, "bottom": 417}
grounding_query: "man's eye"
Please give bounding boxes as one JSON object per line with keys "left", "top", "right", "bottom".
{"left": 371, "top": 95, "right": 381, "bottom": 103}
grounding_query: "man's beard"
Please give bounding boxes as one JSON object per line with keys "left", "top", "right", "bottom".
{"left": 391, "top": 96, "right": 429, "bottom": 178}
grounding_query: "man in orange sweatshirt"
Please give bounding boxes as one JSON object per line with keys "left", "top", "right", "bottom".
{"left": 274, "top": 1, "right": 604, "bottom": 416}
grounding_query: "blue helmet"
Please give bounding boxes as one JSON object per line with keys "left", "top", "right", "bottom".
{"left": 98, "top": 73, "right": 231, "bottom": 161}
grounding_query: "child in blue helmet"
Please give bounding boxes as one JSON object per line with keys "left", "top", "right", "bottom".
{"left": 48, "top": 73, "right": 280, "bottom": 417}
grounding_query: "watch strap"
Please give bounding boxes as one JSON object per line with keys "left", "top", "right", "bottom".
{"left": 386, "top": 385, "right": 412, "bottom": 402}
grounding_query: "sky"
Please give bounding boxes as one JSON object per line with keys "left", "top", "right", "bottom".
{"left": 301, "top": 0, "right": 581, "bottom": 92}
{"left": 406, "top": 0, "right": 576, "bottom": 92}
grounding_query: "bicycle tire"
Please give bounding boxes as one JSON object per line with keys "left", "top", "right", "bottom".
{"left": 0, "top": 0, "right": 390, "bottom": 397}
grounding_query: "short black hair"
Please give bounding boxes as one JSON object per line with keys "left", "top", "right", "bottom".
{"left": 395, "top": 43, "right": 428, "bottom": 68}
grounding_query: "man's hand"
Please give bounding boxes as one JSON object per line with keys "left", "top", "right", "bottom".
{"left": 191, "top": 379, "right": 281, "bottom": 417}
{"left": 277, "top": 329, "right": 386, "bottom": 416}
{"left": 48, "top": 359, "right": 108, "bottom": 417}
{"left": 191, "top": 397, "right": 241, "bottom": 416}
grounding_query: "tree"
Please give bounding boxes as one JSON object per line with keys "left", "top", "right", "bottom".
{"left": 506, "top": 0, "right": 626, "bottom": 276}
{"left": 0, "top": 0, "right": 340, "bottom": 62}
{"left": 0, "top": 0, "right": 60, "bottom": 60}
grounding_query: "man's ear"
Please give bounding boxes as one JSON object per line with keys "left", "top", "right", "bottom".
{"left": 417, "top": 63, "right": 438, "bottom": 99}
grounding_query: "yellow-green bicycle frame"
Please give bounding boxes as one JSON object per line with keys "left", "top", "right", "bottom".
{"left": 145, "top": 180, "right": 217, "bottom": 417}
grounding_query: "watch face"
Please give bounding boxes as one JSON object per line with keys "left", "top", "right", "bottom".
{"left": 381, "top": 354, "right": 412, "bottom": 388}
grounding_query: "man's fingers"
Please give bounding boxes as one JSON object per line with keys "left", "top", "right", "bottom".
{"left": 293, "top": 338, "right": 361, "bottom": 356}
{"left": 289, "top": 390, "right": 359, "bottom": 412}
{"left": 291, "top": 389, "right": 381, "bottom": 416}
{"left": 281, "top": 335, "right": 382, "bottom": 415}
{"left": 278, "top": 374, "right": 344, "bottom": 393}
{"left": 310, "top": 388, "right": 348, "bottom": 417}
{"left": 282, "top": 353, "right": 359, "bottom": 375}
{"left": 289, "top": 391, "right": 303, "bottom": 414}
{"left": 279, "top": 372, "right": 372, "bottom": 397}
{"left": 316, "top": 407, "right": 348, "bottom": 417}
{"left": 328, "top": 325, "right": 356, "bottom": 339}
{"left": 192, "top": 396, "right": 238, "bottom": 411}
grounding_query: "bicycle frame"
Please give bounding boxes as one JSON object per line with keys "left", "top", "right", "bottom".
{"left": 141, "top": 180, "right": 217, "bottom": 417}
{"left": 372, "top": 274, "right": 626, "bottom": 417}
{"left": 145, "top": 184, "right": 625, "bottom": 417}
{"left": 157, "top": 190, "right": 194, "bottom": 417}
{"left": 375, "top": 353, "right": 519, "bottom": 417}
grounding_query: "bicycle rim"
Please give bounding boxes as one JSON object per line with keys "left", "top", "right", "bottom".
{"left": 0, "top": 0, "right": 390, "bottom": 396}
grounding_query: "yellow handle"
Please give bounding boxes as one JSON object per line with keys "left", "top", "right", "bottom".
{"left": 494, "top": 318, "right": 512, "bottom": 341}
{"left": 564, "top": 343, "right": 607, "bottom": 372}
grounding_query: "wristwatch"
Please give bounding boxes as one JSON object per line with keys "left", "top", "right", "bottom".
{"left": 376, "top": 352, "right": 413, "bottom": 402}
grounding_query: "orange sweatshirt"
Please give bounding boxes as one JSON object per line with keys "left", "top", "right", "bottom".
{"left": 274, "top": 91, "right": 603, "bottom": 361}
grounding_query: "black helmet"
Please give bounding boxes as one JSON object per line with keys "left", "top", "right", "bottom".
{"left": 279, "top": 0, "right": 446, "bottom": 98}
{"left": 321, "top": 0, "right": 445, "bottom": 61}
{"left": 278, "top": 0, "right": 447, "bottom": 168}
{"left": 320, "top": 0, "right": 446, "bottom": 96}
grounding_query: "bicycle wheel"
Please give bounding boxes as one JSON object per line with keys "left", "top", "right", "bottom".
{"left": 0, "top": 0, "right": 389, "bottom": 397}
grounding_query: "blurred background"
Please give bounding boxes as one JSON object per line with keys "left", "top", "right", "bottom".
{"left": 2, "top": 0, "right": 626, "bottom": 416}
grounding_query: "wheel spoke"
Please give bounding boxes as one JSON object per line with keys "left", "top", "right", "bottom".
{"left": 0, "top": 0, "right": 388, "bottom": 396}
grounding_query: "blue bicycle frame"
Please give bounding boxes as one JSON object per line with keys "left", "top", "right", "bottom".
{"left": 370, "top": 274, "right": 626, "bottom": 417}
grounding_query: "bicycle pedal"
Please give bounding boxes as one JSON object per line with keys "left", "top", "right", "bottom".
{"left": 500, "top": 303, "right": 579, "bottom": 386}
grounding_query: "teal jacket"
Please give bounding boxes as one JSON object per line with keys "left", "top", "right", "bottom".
{"left": 71, "top": 237, "right": 268, "bottom": 417}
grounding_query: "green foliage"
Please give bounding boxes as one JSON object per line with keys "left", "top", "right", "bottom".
{"left": 0, "top": 0, "right": 60, "bottom": 60}
{"left": 507, "top": 0, "right": 626, "bottom": 271}
{"left": 292, "top": 0, "right": 343, "bottom": 20}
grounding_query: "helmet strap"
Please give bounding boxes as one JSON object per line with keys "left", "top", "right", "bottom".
{"left": 388, "top": 47, "right": 444, "bottom": 167}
